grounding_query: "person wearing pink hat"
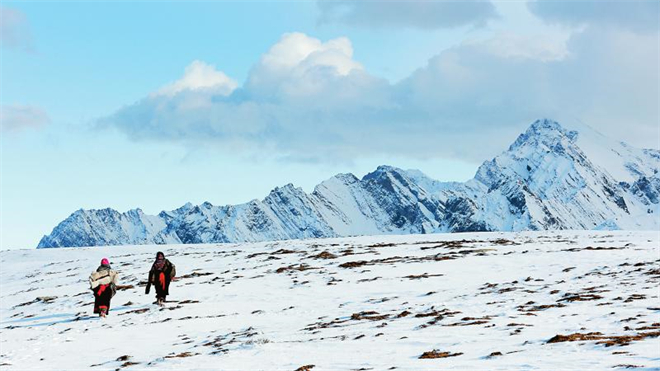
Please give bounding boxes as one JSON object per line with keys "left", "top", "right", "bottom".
{"left": 89, "top": 258, "right": 118, "bottom": 317}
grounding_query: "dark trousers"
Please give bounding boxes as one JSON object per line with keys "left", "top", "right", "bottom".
{"left": 93, "top": 284, "right": 112, "bottom": 314}
{"left": 154, "top": 272, "right": 170, "bottom": 300}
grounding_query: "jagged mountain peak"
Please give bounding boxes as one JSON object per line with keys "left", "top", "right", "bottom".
{"left": 38, "top": 118, "right": 660, "bottom": 248}
{"left": 270, "top": 183, "right": 300, "bottom": 194}
{"left": 373, "top": 164, "right": 403, "bottom": 173}
{"left": 158, "top": 202, "right": 194, "bottom": 220}
{"left": 362, "top": 165, "right": 404, "bottom": 180}
{"left": 510, "top": 118, "right": 578, "bottom": 151}
{"left": 362, "top": 165, "right": 417, "bottom": 187}
{"left": 333, "top": 172, "right": 360, "bottom": 183}
{"left": 126, "top": 208, "right": 146, "bottom": 216}
{"left": 267, "top": 184, "right": 310, "bottom": 204}
{"left": 476, "top": 119, "right": 589, "bottom": 188}
{"left": 312, "top": 173, "right": 359, "bottom": 195}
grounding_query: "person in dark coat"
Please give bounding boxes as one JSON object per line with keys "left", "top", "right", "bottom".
{"left": 89, "top": 258, "right": 118, "bottom": 317}
{"left": 145, "top": 251, "right": 176, "bottom": 306}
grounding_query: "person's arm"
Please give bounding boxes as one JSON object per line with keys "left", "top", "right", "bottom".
{"left": 169, "top": 261, "right": 176, "bottom": 279}
{"left": 145, "top": 269, "right": 152, "bottom": 294}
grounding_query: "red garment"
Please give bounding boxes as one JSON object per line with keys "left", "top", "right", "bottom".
{"left": 93, "top": 284, "right": 112, "bottom": 314}
{"left": 159, "top": 272, "right": 166, "bottom": 291}
{"left": 97, "top": 284, "right": 108, "bottom": 296}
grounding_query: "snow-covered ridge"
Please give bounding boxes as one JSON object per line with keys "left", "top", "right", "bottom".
{"left": 38, "top": 119, "right": 660, "bottom": 248}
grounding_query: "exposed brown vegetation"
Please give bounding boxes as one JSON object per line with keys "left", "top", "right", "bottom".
{"left": 179, "top": 272, "right": 213, "bottom": 279}
{"left": 164, "top": 352, "right": 197, "bottom": 358}
{"left": 547, "top": 332, "right": 604, "bottom": 343}
{"left": 179, "top": 300, "right": 200, "bottom": 304}
{"left": 14, "top": 296, "right": 57, "bottom": 308}
{"left": 419, "top": 350, "right": 463, "bottom": 359}
{"left": 275, "top": 264, "right": 317, "bottom": 273}
{"left": 338, "top": 260, "right": 369, "bottom": 268}
{"left": 397, "top": 311, "right": 411, "bottom": 318}
{"left": 518, "top": 303, "right": 566, "bottom": 312}
{"left": 351, "top": 311, "right": 389, "bottom": 321}
{"left": 419, "top": 239, "right": 477, "bottom": 250}
{"left": 312, "top": 251, "right": 337, "bottom": 259}
{"left": 560, "top": 293, "right": 603, "bottom": 302}
{"left": 547, "top": 331, "right": 660, "bottom": 347}
{"left": 118, "top": 308, "right": 149, "bottom": 316}
{"left": 624, "top": 294, "right": 646, "bottom": 303}
{"left": 272, "top": 249, "right": 299, "bottom": 255}
{"left": 402, "top": 273, "right": 443, "bottom": 280}
{"left": 596, "top": 331, "right": 660, "bottom": 347}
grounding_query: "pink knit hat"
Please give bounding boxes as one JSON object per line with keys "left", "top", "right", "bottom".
{"left": 101, "top": 258, "right": 109, "bottom": 265}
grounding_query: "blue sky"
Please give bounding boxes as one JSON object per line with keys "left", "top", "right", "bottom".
{"left": 1, "top": 1, "right": 658, "bottom": 249}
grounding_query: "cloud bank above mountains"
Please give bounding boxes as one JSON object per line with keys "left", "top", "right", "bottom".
{"left": 528, "top": 0, "right": 659, "bottom": 32}
{"left": 103, "top": 3, "right": 659, "bottom": 162}
{"left": 316, "top": 0, "right": 498, "bottom": 29}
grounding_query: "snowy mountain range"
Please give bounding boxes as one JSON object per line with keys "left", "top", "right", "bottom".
{"left": 38, "top": 119, "right": 660, "bottom": 248}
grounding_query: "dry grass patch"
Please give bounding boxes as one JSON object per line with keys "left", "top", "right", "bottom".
{"left": 419, "top": 350, "right": 463, "bottom": 359}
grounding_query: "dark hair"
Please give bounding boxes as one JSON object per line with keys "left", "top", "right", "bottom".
{"left": 156, "top": 251, "right": 165, "bottom": 259}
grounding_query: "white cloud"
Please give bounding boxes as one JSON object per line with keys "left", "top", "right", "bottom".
{"left": 0, "top": 6, "right": 33, "bottom": 52}
{"left": 257, "top": 32, "right": 359, "bottom": 73}
{"left": 246, "top": 32, "right": 365, "bottom": 99}
{"left": 104, "top": 29, "right": 659, "bottom": 162}
{"left": 1, "top": 104, "right": 50, "bottom": 132}
{"left": 155, "top": 60, "right": 238, "bottom": 97}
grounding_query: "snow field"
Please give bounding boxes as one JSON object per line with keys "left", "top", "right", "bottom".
{"left": 1, "top": 230, "right": 659, "bottom": 370}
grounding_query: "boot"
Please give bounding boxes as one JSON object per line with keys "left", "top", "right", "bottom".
{"left": 99, "top": 308, "right": 107, "bottom": 318}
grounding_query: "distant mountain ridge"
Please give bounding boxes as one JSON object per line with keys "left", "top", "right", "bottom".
{"left": 38, "top": 119, "right": 660, "bottom": 248}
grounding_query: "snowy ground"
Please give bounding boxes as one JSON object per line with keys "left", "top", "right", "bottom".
{"left": 1, "top": 231, "right": 659, "bottom": 370}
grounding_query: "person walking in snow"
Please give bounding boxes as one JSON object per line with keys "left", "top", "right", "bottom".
{"left": 89, "top": 258, "right": 118, "bottom": 318}
{"left": 145, "top": 251, "right": 176, "bottom": 306}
